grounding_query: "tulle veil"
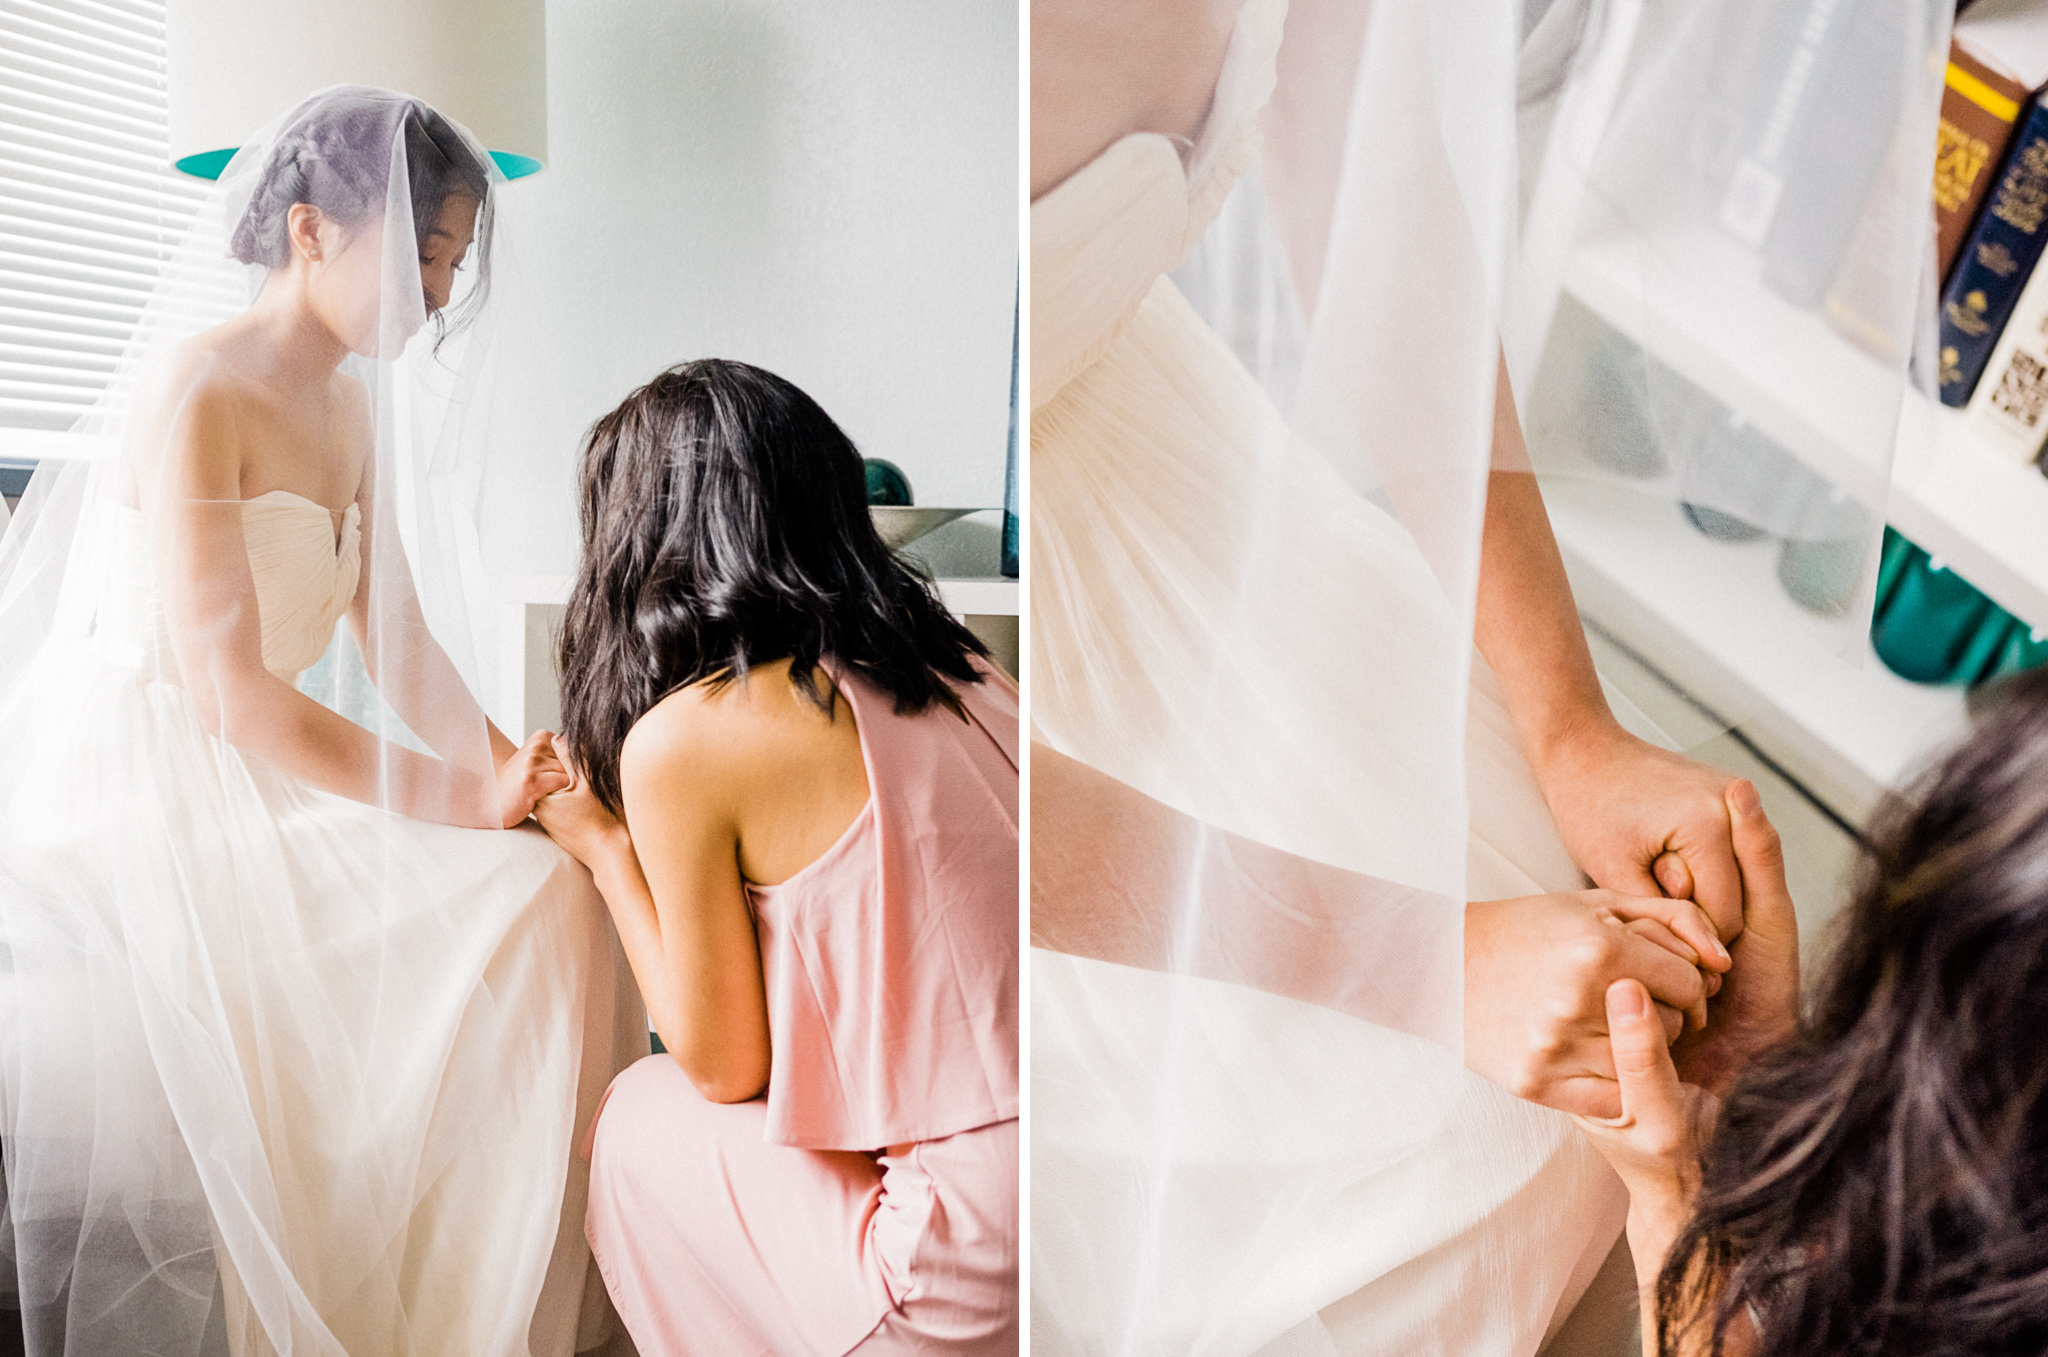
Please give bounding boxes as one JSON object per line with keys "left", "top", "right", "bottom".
{"left": 0, "top": 87, "right": 635, "bottom": 1355}
{"left": 1029, "top": 0, "right": 1947, "bottom": 1351}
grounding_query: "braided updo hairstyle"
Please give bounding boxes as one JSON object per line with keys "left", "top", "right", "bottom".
{"left": 230, "top": 92, "right": 494, "bottom": 329}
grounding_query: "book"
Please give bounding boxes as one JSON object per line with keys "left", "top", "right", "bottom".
{"left": 1827, "top": 0, "right": 2048, "bottom": 362}
{"left": 1935, "top": 42, "right": 2031, "bottom": 283}
{"left": 1965, "top": 225, "right": 2048, "bottom": 460}
{"left": 1936, "top": 97, "right": 2048, "bottom": 406}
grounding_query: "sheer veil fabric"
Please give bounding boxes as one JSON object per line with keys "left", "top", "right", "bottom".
{"left": 1031, "top": 0, "right": 1945, "bottom": 1353}
{"left": 0, "top": 89, "right": 643, "bottom": 1355}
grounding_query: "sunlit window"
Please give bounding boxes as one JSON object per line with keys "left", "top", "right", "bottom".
{"left": 0, "top": 0, "right": 205, "bottom": 498}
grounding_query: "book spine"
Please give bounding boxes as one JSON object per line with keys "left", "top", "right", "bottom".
{"left": 1965, "top": 243, "right": 2048, "bottom": 463}
{"left": 1935, "top": 42, "right": 2029, "bottom": 284}
{"left": 1937, "top": 101, "right": 2048, "bottom": 408}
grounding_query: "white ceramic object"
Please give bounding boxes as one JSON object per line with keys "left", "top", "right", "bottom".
{"left": 871, "top": 506, "right": 976, "bottom": 551}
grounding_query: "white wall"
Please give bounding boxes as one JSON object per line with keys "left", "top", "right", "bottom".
{"left": 507, "top": 0, "right": 1018, "bottom": 535}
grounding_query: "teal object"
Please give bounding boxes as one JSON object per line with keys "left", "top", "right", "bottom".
{"left": 864, "top": 458, "right": 913, "bottom": 507}
{"left": 1995, "top": 622, "right": 2048, "bottom": 677}
{"left": 1871, "top": 527, "right": 2048, "bottom": 686}
{"left": 174, "top": 147, "right": 544, "bottom": 181}
{"left": 173, "top": 147, "right": 237, "bottom": 179}
{"left": 488, "top": 151, "right": 544, "bottom": 180}
{"left": 1002, "top": 278, "right": 1019, "bottom": 579}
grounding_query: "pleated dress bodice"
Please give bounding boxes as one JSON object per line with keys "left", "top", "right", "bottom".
{"left": 96, "top": 490, "right": 362, "bottom": 683}
{"left": 1030, "top": 0, "right": 1283, "bottom": 415}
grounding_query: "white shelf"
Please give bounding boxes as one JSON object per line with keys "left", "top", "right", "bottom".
{"left": 1563, "top": 225, "right": 2048, "bottom": 631}
{"left": 934, "top": 577, "right": 1020, "bottom": 617}
{"left": 1545, "top": 476, "right": 1968, "bottom": 821}
{"left": 1891, "top": 396, "right": 2048, "bottom": 632}
{"left": 494, "top": 572, "right": 1017, "bottom": 618}
{"left": 486, "top": 572, "right": 1016, "bottom": 738}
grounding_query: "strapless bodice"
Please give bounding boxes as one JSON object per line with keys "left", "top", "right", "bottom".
{"left": 97, "top": 491, "right": 363, "bottom": 683}
{"left": 1029, "top": 0, "right": 1284, "bottom": 412}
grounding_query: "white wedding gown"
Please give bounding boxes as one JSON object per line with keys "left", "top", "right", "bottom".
{"left": 0, "top": 492, "right": 644, "bottom": 1355}
{"left": 1030, "top": 1, "right": 1632, "bottom": 1352}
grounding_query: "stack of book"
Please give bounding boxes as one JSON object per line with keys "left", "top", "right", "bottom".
{"left": 1929, "top": 1, "right": 2048, "bottom": 465}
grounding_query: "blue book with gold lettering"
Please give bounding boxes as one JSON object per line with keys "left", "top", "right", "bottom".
{"left": 1939, "top": 97, "right": 2048, "bottom": 407}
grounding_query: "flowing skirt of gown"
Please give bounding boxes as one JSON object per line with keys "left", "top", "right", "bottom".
{"left": 0, "top": 632, "right": 646, "bottom": 1356}
{"left": 1031, "top": 273, "right": 1634, "bottom": 1356}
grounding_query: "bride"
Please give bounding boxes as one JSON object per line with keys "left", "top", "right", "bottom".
{"left": 1023, "top": 0, "right": 1831, "bottom": 1352}
{"left": 0, "top": 89, "right": 642, "bottom": 1356}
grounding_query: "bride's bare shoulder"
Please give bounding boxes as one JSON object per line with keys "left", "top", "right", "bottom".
{"left": 133, "top": 327, "right": 261, "bottom": 421}
{"left": 126, "top": 335, "right": 265, "bottom": 480}
{"left": 1031, "top": 0, "right": 1239, "bottom": 199}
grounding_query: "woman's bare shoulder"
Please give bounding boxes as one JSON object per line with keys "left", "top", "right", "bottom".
{"left": 128, "top": 337, "right": 266, "bottom": 492}
{"left": 620, "top": 662, "right": 826, "bottom": 798}
{"left": 1031, "top": 0, "right": 1238, "bottom": 198}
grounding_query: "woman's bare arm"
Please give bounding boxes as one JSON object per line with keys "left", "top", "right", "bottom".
{"left": 339, "top": 390, "right": 518, "bottom": 770}
{"left": 1034, "top": 742, "right": 1733, "bottom": 1119}
{"left": 535, "top": 693, "right": 772, "bottom": 1105}
{"left": 145, "top": 379, "right": 499, "bottom": 827}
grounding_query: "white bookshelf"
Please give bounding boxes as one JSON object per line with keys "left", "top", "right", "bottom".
{"left": 490, "top": 569, "right": 1018, "bottom": 739}
{"left": 934, "top": 577, "right": 1022, "bottom": 617}
{"left": 1503, "top": 0, "right": 2048, "bottom": 824}
{"left": 1544, "top": 476, "right": 1968, "bottom": 821}
{"left": 1562, "top": 226, "right": 2048, "bottom": 632}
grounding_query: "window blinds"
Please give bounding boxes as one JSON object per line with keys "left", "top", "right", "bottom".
{"left": 0, "top": 0, "right": 204, "bottom": 447}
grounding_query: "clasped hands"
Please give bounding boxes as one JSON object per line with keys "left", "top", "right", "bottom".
{"left": 1466, "top": 722, "right": 1801, "bottom": 1121}
{"left": 494, "top": 727, "right": 630, "bottom": 867}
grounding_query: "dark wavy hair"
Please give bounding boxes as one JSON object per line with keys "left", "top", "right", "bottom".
{"left": 557, "top": 359, "right": 989, "bottom": 815}
{"left": 232, "top": 93, "right": 494, "bottom": 330}
{"left": 1656, "top": 665, "right": 2048, "bottom": 1356}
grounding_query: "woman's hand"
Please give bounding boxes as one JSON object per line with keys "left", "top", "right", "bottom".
{"left": 1572, "top": 977, "right": 1717, "bottom": 1279}
{"left": 1535, "top": 720, "right": 1747, "bottom": 946}
{"left": 530, "top": 745, "right": 632, "bottom": 869}
{"left": 1466, "top": 888, "right": 1730, "bottom": 1118}
{"left": 496, "top": 728, "right": 572, "bottom": 829}
{"left": 1673, "top": 780, "right": 1801, "bottom": 1098}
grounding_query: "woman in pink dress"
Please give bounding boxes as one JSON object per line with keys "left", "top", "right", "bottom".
{"left": 530, "top": 358, "right": 1019, "bottom": 1355}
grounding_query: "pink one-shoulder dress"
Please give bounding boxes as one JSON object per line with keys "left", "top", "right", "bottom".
{"left": 583, "top": 659, "right": 1020, "bottom": 1355}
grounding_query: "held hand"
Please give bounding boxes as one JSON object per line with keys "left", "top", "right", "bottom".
{"left": 1465, "top": 889, "right": 1730, "bottom": 1118}
{"left": 1536, "top": 721, "right": 1746, "bottom": 946}
{"left": 1572, "top": 979, "right": 1715, "bottom": 1235}
{"left": 496, "top": 728, "right": 573, "bottom": 829}
{"left": 530, "top": 744, "right": 631, "bottom": 869}
{"left": 1672, "top": 780, "right": 1801, "bottom": 1097}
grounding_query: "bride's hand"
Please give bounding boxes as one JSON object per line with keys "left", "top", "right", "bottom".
{"left": 496, "top": 728, "right": 573, "bottom": 829}
{"left": 1466, "top": 888, "right": 1730, "bottom": 1119}
{"left": 530, "top": 746, "right": 631, "bottom": 869}
{"left": 1533, "top": 720, "right": 1747, "bottom": 946}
